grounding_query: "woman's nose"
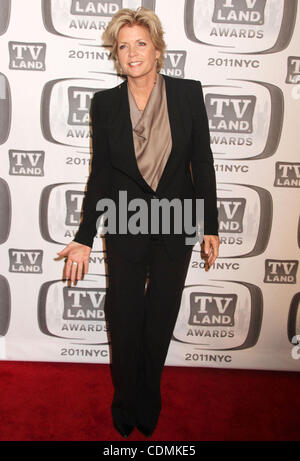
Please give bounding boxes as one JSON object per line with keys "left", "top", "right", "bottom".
{"left": 128, "top": 45, "right": 138, "bottom": 57}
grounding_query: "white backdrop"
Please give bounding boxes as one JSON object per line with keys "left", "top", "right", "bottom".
{"left": 0, "top": 0, "right": 299, "bottom": 371}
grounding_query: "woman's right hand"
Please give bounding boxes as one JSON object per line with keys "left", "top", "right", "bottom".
{"left": 56, "top": 241, "right": 92, "bottom": 285}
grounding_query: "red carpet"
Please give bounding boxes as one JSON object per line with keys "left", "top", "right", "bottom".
{"left": 0, "top": 360, "right": 299, "bottom": 441}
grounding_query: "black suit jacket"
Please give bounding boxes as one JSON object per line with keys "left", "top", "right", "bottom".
{"left": 73, "top": 73, "right": 218, "bottom": 262}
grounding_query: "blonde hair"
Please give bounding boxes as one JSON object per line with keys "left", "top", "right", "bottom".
{"left": 102, "top": 7, "right": 166, "bottom": 75}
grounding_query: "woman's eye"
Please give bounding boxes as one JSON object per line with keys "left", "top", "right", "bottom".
{"left": 118, "top": 42, "right": 145, "bottom": 50}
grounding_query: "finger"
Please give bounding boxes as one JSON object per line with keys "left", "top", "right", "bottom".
{"left": 201, "top": 240, "right": 210, "bottom": 270}
{"left": 208, "top": 245, "right": 214, "bottom": 265}
{"left": 76, "top": 262, "right": 83, "bottom": 281}
{"left": 57, "top": 247, "right": 68, "bottom": 257}
{"left": 208, "top": 252, "right": 216, "bottom": 267}
{"left": 203, "top": 240, "right": 210, "bottom": 256}
{"left": 200, "top": 242, "right": 206, "bottom": 259}
{"left": 208, "top": 241, "right": 219, "bottom": 266}
{"left": 64, "top": 259, "right": 73, "bottom": 280}
{"left": 83, "top": 259, "right": 89, "bottom": 275}
{"left": 70, "top": 263, "right": 78, "bottom": 284}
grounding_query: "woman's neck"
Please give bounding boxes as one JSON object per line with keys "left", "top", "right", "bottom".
{"left": 127, "top": 71, "right": 158, "bottom": 97}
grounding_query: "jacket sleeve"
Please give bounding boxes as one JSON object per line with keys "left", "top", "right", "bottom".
{"left": 73, "top": 91, "right": 111, "bottom": 248}
{"left": 189, "top": 80, "right": 219, "bottom": 236}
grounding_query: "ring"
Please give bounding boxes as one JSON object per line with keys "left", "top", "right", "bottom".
{"left": 72, "top": 262, "right": 78, "bottom": 266}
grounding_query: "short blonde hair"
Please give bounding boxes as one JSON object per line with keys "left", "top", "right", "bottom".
{"left": 102, "top": 7, "right": 166, "bottom": 75}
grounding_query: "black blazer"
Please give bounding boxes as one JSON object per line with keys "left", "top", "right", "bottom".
{"left": 73, "top": 73, "right": 218, "bottom": 262}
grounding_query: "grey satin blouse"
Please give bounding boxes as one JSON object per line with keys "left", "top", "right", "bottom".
{"left": 127, "top": 72, "right": 172, "bottom": 192}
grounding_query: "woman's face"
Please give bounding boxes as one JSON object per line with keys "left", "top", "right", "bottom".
{"left": 117, "top": 23, "right": 160, "bottom": 80}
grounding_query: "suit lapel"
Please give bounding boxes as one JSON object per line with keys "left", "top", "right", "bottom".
{"left": 108, "top": 73, "right": 183, "bottom": 194}
{"left": 156, "top": 74, "right": 183, "bottom": 194}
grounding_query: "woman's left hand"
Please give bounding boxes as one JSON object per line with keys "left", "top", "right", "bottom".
{"left": 202, "top": 235, "right": 220, "bottom": 270}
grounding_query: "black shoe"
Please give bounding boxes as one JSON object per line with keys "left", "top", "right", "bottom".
{"left": 136, "top": 423, "right": 153, "bottom": 438}
{"left": 114, "top": 421, "right": 134, "bottom": 438}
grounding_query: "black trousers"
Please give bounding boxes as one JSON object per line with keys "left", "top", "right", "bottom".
{"left": 104, "top": 235, "right": 193, "bottom": 432}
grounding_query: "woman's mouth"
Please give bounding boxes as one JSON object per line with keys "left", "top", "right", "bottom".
{"left": 129, "top": 61, "right": 142, "bottom": 67}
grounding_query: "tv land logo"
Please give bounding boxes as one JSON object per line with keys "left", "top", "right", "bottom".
{"left": 217, "top": 197, "right": 246, "bottom": 233}
{"left": 65, "top": 189, "right": 85, "bottom": 226}
{"left": 207, "top": 93, "right": 256, "bottom": 134}
{"left": 39, "top": 182, "right": 93, "bottom": 246}
{"left": 264, "top": 260, "right": 298, "bottom": 284}
{"left": 0, "top": 275, "right": 10, "bottom": 336}
{"left": 184, "top": 0, "right": 297, "bottom": 53}
{"left": 8, "top": 249, "right": 43, "bottom": 274}
{"left": 0, "top": 178, "right": 11, "bottom": 244}
{"left": 174, "top": 281, "right": 263, "bottom": 350}
{"left": 161, "top": 51, "right": 186, "bottom": 79}
{"left": 204, "top": 81, "right": 283, "bottom": 160}
{"left": 37, "top": 276, "right": 109, "bottom": 343}
{"left": 274, "top": 162, "right": 300, "bottom": 188}
{"left": 286, "top": 57, "right": 300, "bottom": 84}
{"left": 9, "top": 150, "right": 45, "bottom": 176}
{"left": 0, "top": 0, "right": 10, "bottom": 36}
{"left": 41, "top": 78, "right": 113, "bottom": 147}
{"left": 42, "top": 0, "right": 156, "bottom": 40}
{"left": 67, "top": 86, "right": 95, "bottom": 126}
{"left": 70, "top": 0, "right": 122, "bottom": 15}
{"left": 62, "top": 285, "right": 106, "bottom": 321}
{"left": 212, "top": 0, "right": 266, "bottom": 25}
{"left": 8, "top": 42, "right": 46, "bottom": 71}
{"left": 189, "top": 292, "right": 237, "bottom": 327}
{"left": 0, "top": 73, "right": 11, "bottom": 145}
{"left": 215, "top": 183, "right": 272, "bottom": 258}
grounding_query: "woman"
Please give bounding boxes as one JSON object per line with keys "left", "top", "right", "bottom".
{"left": 57, "top": 7, "right": 220, "bottom": 438}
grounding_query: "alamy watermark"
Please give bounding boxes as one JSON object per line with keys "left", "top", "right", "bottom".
{"left": 95, "top": 191, "right": 204, "bottom": 245}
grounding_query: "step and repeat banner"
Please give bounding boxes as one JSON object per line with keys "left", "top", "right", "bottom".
{"left": 0, "top": 0, "right": 299, "bottom": 371}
